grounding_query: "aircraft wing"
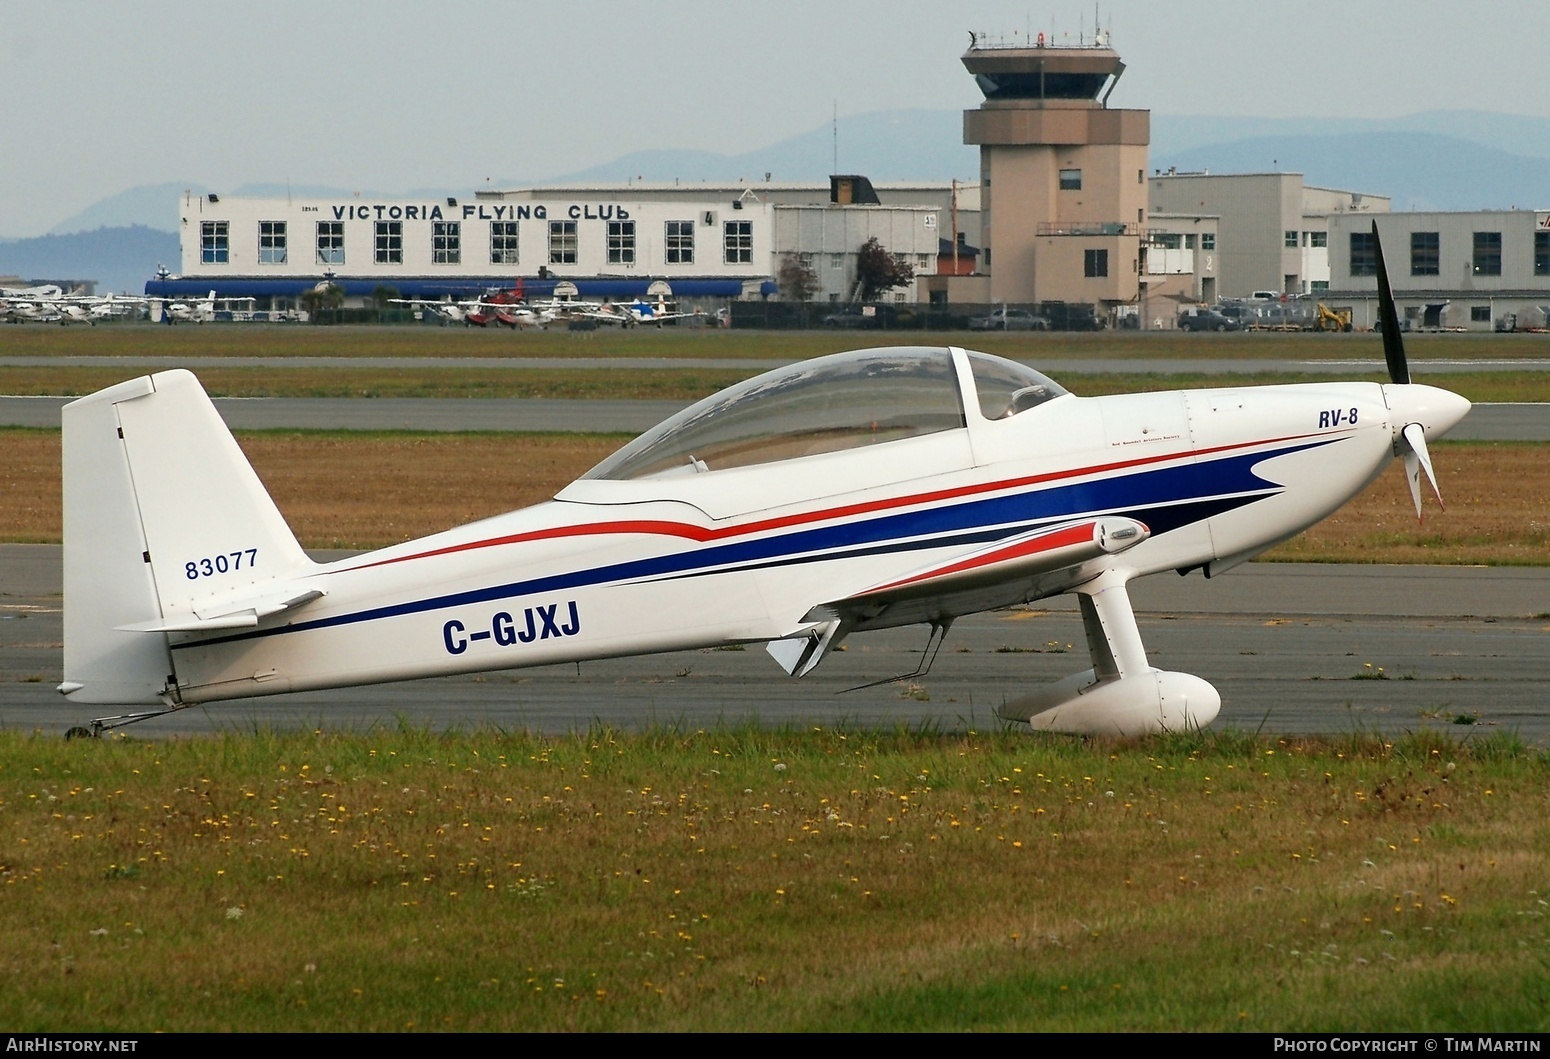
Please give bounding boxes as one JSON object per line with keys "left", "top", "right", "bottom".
{"left": 766, "top": 516, "right": 1148, "bottom": 676}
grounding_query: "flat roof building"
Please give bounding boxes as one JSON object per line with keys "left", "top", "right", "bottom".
{"left": 1149, "top": 172, "right": 1390, "bottom": 299}
{"left": 1326, "top": 210, "right": 1550, "bottom": 330}
{"left": 150, "top": 183, "right": 961, "bottom": 308}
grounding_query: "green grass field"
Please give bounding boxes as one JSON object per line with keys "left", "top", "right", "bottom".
{"left": 3, "top": 726, "right": 1547, "bottom": 1032}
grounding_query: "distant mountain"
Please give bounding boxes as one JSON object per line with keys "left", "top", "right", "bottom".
{"left": 0, "top": 226, "right": 180, "bottom": 294}
{"left": 46, "top": 181, "right": 514, "bottom": 237}
{"left": 1152, "top": 110, "right": 1550, "bottom": 162}
{"left": 541, "top": 108, "right": 977, "bottom": 184}
{"left": 1152, "top": 131, "right": 1550, "bottom": 211}
{"left": 48, "top": 183, "right": 205, "bottom": 236}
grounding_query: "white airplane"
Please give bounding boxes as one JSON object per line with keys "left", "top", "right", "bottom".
{"left": 0, "top": 283, "right": 64, "bottom": 300}
{"left": 151, "top": 291, "right": 217, "bottom": 324}
{"left": 2, "top": 298, "right": 61, "bottom": 323}
{"left": 57, "top": 225, "right": 1470, "bottom": 737}
{"left": 582, "top": 296, "right": 699, "bottom": 327}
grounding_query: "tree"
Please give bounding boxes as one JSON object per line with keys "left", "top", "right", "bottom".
{"left": 371, "top": 284, "right": 401, "bottom": 317}
{"left": 776, "top": 254, "right": 821, "bottom": 302}
{"left": 299, "top": 282, "right": 345, "bottom": 324}
{"left": 854, "top": 236, "right": 915, "bottom": 302}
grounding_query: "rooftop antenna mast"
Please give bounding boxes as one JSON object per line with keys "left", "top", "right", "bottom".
{"left": 832, "top": 101, "right": 838, "bottom": 173}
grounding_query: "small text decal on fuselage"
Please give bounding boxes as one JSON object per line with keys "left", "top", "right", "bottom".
{"left": 1319, "top": 407, "right": 1359, "bottom": 429}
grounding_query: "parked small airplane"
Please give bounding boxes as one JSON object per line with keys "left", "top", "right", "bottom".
{"left": 58, "top": 225, "right": 1469, "bottom": 737}
{"left": 150, "top": 291, "right": 217, "bottom": 324}
{"left": 581, "top": 296, "right": 699, "bottom": 327}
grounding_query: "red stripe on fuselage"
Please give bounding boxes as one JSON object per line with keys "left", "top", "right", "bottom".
{"left": 335, "top": 428, "right": 1335, "bottom": 575}
{"left": 863, "top": 521, "right": 1100, "bottom": 594}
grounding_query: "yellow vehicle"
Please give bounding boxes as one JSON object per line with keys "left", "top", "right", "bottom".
{"left": 1315, "top": 303, "right": 1353, "bottom": 332}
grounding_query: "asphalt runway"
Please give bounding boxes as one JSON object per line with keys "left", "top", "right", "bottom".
{"left": 2, "top": 395, "right": 1546, "bottom": 438}
{"left": 4, "top": 545, "right": 1546, "bottom": 742}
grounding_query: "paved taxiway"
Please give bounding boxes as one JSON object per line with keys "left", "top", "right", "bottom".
{"left": 2, "top": 396, "right": 1546, "bottom": 438}
{"left": 4, "top": 545, "right": 1545, "bottom": 742}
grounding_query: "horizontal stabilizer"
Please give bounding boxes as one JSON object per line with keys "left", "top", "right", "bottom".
{"left": 115, "top": 587, "right": 324, "bottom": 634}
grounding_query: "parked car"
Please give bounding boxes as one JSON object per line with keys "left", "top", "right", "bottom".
{"left": 1177, "top": 308, "right": 1242, "bottom": 332}
{"left": 822, "top": 307, "right": 871, "bottom": 329}
{"left": 968, "top": 307, "right": 1050, "bottom": 331}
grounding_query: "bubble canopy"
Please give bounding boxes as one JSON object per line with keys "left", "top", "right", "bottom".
{"left": 582, "top": 346, "right": 1067, "bottom": 482}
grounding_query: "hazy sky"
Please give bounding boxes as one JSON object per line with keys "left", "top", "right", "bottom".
{"left": 4, "top": 0, "right": 1548, "bottom": 237}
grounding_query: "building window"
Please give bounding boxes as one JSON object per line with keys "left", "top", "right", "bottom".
{"left": 1536, "top": 231, "right": 1550, "bottom": 276}
{"left": 1155, "top": 233, "right": 1182, "bottom": 250}
{"left": 1473, "top": 231, "right": 1502, "bottom": 276}
{"left": 432, "top": 221, "right": 461, "bottom": 265}
{"left": 829, "top": 253, "right": 843, "bottom": 270}
{"left": 665, "top": 220, "right": 694, "bottom": 264}
{"left": 374, "top": 221, "right": 403, "bottom": 264}
{"left": 258, "top": 221, "right": 286, "bottom": 265}
{"left": 1309, "top": 231, "right": 1328, "bottom": 249}
{"left": 1285, "top": 230, "right": 1299, "bottom": 249}
{"left": 607, "top": 220, "right": 636, "bottom": 265}
{"left": 490, "top": 221, "right": 519, "bottom": 265}
{"left": 1410, "top": 231, "right": 1440, "bottom": 276}
{"left": 548, "top": 220, "right": 577, "bottom": 264}
{"left": 1471, "top": 305, "right": 1492, "bottom": 322}
{"left": 200, "top": 221, "right": 229, "bottom": 264}
{"left": 1083, "top": 248, "right": 1108, "bottom": 278}
{"left": 1184, "top": 234, "right": 1196, "bottom": 250}
{"left": 1059, "top": 169, "right": 1082, "bottom": 191}
{"left": 316, "top": 221, "right": 345, "bottom": 265}
{"left": 1349, "top": 231, "right": 1376, "bottom": 277}
{"left": 1201, "top": 232, "right": 1216, "bottom": 251}
{"left": 723, "top": 220, "right": 753, "bottom": 264}
{"left": 1310, "top": 280, "right": 1329, "bottom": 293}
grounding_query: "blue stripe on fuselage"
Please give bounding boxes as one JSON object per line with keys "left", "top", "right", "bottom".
{"left": 174, "top": 438, "right": 1330, "bottom": 651}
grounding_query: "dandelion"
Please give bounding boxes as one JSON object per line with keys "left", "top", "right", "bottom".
{"left": 225, "top": 907, "right": 244, "bottom": 920}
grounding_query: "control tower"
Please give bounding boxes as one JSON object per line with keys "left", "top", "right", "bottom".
{"left": 962, "top": 35, "right": 1149, "bottom": 309}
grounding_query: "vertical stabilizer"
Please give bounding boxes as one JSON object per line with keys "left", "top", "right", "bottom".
{"left": 61, "top": 370, "right": 314, "bottom": 705}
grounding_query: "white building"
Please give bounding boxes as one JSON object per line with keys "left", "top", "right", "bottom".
{"left": 151, "top": 181, "right": 957, "bottom": 307}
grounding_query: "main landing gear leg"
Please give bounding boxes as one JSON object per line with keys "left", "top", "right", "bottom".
{"left": 997, "top": 571, "right": 1221, "bottom": 735}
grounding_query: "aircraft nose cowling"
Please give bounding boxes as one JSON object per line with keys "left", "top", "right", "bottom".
{"left": 1383, "top": 383, "right": 1471, "bottom": 443}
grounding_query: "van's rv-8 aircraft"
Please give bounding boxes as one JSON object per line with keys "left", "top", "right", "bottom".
{"left": 59, "top": 225, "right": 1469, "bottom": 737}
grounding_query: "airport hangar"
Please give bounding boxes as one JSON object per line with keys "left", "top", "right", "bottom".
{"left": 143, "top": 35, "right": 1550, "bottom": 330}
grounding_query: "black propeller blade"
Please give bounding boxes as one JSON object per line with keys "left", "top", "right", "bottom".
{"left": 1371, "top": 220, "right": 1409, "bottom": 385}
